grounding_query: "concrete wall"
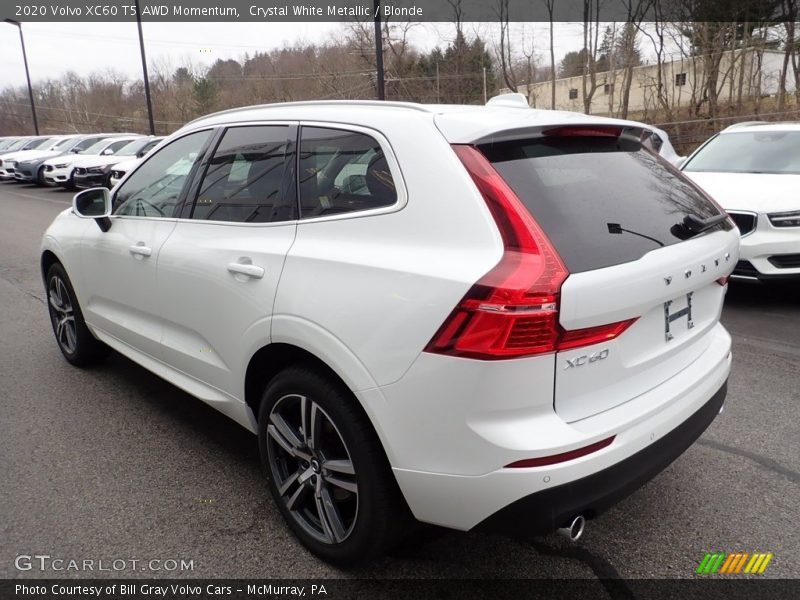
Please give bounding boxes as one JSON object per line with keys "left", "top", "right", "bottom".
{"left": 522, "top": 49, "right": 794, "bottom": 115}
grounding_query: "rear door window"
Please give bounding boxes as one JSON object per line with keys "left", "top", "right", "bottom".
{"left": 299, "top": 127, "right": 397, "bottom": 218}
{"left": 191, "top": 125, "right": 293, "bottom": 223}
{"left": 480, "top": 134, "right": 730, "bottom": 273}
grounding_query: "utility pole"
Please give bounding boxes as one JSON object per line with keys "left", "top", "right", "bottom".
{"left": 436, "top": 62, "right": 440, "bottom": 103}
{"left": 4, "top": 19, "right": 38, "bottom": 134}
{"left": 373, "top": 0, "right": 385, "bottom": 100}
{"left": 134, "top": 0, "right": 155, "bottom": 134}
{"left": 482, "top": 67, "right": 487, "bottom": 104}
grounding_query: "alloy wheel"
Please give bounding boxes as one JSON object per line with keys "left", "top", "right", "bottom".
{"left": 48, "top": 276, "right": 77, "bottom": 354}
{"left": 266, "top": 393, "right": 359, "bottom": 545}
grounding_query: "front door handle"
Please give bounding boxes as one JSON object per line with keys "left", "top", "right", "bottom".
{"left": 227, "top": 259, "right": 265, "bottom": 280}
{"left": 129, "top": 243, "right": 152, "bottom": 258}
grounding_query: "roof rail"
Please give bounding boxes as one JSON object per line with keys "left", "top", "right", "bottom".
{"left": 486, "top": 93, "right": 530, "bottom": 108}
{"left": 185, "top": 99, "right": 432, "bottom": 126}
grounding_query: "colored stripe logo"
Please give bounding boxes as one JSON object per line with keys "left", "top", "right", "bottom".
{"left": 697, "top": 552, "right": 773, "bottom": 574}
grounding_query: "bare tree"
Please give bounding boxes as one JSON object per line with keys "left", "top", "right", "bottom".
{"left": 580, "top": 0, "right": 603, "bottom": 114}
{"left": 544, "top": 0, "right": 556, "bottom": 109}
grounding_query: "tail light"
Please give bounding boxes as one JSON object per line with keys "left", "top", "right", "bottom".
{"left": 424, "top": 144, "right": 636, "bottom": 360}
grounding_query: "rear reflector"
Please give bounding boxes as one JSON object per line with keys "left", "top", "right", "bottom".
{"left": 504, "top": 436, "right": 615, "bottom": 468}
{"left": 424, "top": 144, "right": 636, "bottom": 360}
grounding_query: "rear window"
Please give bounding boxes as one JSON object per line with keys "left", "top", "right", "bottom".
{"left": 480, "top": 135, "right": 729, "bottom": 273}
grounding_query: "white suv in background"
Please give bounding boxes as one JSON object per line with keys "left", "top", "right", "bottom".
{"left": 41, "top": 98, "right": 738, "bottom": 564}
{"left": 682, "top": 122, "right": 800, "bottom": 281}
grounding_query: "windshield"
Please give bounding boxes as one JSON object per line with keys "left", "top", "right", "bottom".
{"left": 4, "top": 139, "right": 29, "bottom": 151}
{"left": 25, "top": 138, "right": 55, "bottom": 150}
{"left": 684, "top": 130, "right": 800, "bottom": 174}
{"left": 81, "top": 140, "right": 111, "bottom": 155}
{"left": 115, "top": 138, "right": 152, "bottom": 157}
{"left": 51, "top": 137, "right": 77, "bottom": 151}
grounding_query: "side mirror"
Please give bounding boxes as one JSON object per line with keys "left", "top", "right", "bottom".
{"left": 101, "top": 148, "right": 114, "bottom": 155}
{"left": 73, "top": 187, "right": 112, "bottom": 232}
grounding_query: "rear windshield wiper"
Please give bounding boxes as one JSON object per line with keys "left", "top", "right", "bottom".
{"left": 682, "top": 213, "right": 727, "bottom": 234}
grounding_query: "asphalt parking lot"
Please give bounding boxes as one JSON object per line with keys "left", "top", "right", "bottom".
{"left": 1, "top": 182, "right": 798, "bottom": 585}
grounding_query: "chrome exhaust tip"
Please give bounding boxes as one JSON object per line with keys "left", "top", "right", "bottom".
{"left": 558, "top": 515, "right": 586, "bottom": 542}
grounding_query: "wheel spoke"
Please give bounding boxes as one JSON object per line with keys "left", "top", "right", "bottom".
{"left": 269, "top": 412, "right": 304, "bottom": 452}
{"left": 267, "top": 424, "right": 298, "bottom": 457}
{"left": 48, "top": 292, "right": 62, "bottom": 312}
{"left": 300, "top": 395, "right": 311, "bottom": 448}
{"left": 315, "top": 487, "right": 346, "bottom": 543}
{"left": 323, "top": 474, "right": 358, "bottom": 494}
{"left": 308, "top": 402, "right": 321, "bottom": 452}
{"left": 278, "top": 469, "right": 301, "bottom": 496}
{"left": 285, "top": 480, "right": 310, "bottom": 511}
{"left": 64, "top": 324, "right": 76, "bottom": 352}
{"left": 58, "top": 280, "right": 72, "bottom": 312}
{"left": 322, "top": 459, "right": 354, "bottom": 475}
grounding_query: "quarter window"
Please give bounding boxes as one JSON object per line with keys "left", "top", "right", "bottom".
{"left": 191, "top": 125, "right": 292, "bottom": 223}
{"left": 113, "top": 130, "right": 212, "bottom": 218}
{"left": 299, "top": 127, "right": 397, "bottom": 218}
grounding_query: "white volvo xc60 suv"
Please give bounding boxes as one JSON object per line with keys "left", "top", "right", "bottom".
{"left": 41, "top": 97, "right": 738, "bottom": 564}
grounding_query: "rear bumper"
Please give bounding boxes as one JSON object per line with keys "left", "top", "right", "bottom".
{"left": 387, "top": 324, "right": 732, "bottom": 531}
{"left": 475, "top": 381, "right": 726, "bottom": 536}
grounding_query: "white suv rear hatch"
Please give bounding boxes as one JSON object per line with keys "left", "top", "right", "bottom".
{"left": 477, "top": 127, "right": 739, "bottom": 422}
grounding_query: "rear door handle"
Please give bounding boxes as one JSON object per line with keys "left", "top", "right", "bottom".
{"left": 227, "top": 260, "right": 265, "bottom": 279}
{"left": 129, "top": 243, "right": 152, "bottom": 258}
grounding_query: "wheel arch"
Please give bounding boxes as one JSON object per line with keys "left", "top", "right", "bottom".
{"left": 40, "top": 249, "right": 62, "bottom": 284}
{"left": 243, "top": 341, "right": 396, "bottom": 466}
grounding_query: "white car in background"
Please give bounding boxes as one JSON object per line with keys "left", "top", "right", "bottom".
{"left": 682, "top": 122, "right": 800, "bottom": 281}
{"left": 74, "top": 136, "right": 164, "bottom": 189}
{"left": 42, "top": 135, "right": 141, "bottom": 189}
{"left": 108, "top": 157, "right": 140, "bottom": 188}
{"left": 41, "top": 97, "right": 737, "bottom": 564}
{"left": 0, "top": 136, "right": 61, "bottom": 179}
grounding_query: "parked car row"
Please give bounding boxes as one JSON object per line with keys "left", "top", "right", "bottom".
{"left": 0, "top": 133, "right": 164, "bottom": 190}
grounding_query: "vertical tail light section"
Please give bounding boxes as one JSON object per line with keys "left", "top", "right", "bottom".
{"left": 424, "top": 144, "right": 635, "bottom": 360}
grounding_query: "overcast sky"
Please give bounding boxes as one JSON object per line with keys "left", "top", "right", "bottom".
{"left": 0, "top": 21, "right": 592, "bottom": 88}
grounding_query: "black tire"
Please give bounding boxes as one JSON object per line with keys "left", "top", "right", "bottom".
{"left": 45, "top": 262, "right": 108, "bottom": 366}
{"left": 36, "top": 165, "right": 47, "bottom": 186}
{"left": 257, "top": 365, "right": 413, "bottom": 565}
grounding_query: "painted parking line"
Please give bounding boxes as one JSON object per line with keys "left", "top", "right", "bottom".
{"left": 0, "top": 186, "right": 72, "bottom": 205}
